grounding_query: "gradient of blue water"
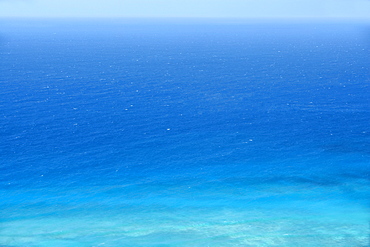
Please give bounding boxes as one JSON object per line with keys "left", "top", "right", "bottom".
{"left": 1, "top": 19, "right": 369, "bottom": 246}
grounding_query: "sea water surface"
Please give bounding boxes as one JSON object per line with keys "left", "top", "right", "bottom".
{"left": 0, "top": 18, "right": 370, "bottom": 246}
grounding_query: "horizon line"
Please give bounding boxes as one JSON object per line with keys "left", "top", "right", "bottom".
{"left": 1, "top": 16, "right": 370, "bottom": 21}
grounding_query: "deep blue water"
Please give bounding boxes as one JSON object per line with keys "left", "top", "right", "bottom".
{"left": 0, "top": 19, "right": 370, "bottom": 246}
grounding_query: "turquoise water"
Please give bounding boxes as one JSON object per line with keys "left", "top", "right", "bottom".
{"left": 0, "top": 19, "right": 369, "bottom": 246}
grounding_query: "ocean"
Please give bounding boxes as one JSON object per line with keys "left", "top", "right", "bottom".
{"left": 0, "top": 18, "right": 369, "bottom": 246}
